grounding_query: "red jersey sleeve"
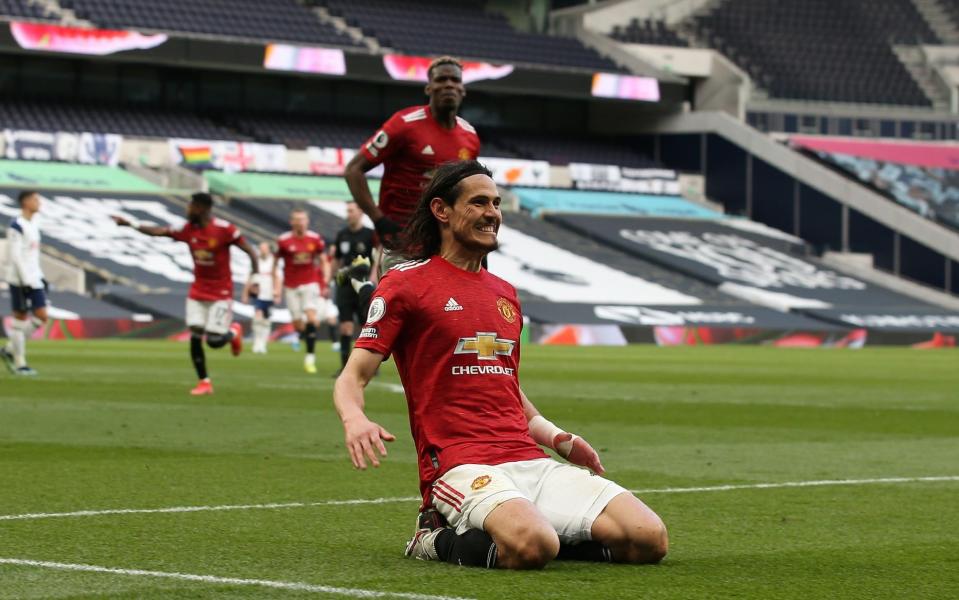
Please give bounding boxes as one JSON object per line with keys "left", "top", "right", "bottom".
{"left": 354, "top": 272, "right": 410, "bottom": 359}
{"left": 167, "top": 224, "right": 189, "bottom": 242}
{"left": 359, "top": 111, "right": 407, "bottom": 166}
{"left": 226, "top": 223, "right": 244, "bottom": 246}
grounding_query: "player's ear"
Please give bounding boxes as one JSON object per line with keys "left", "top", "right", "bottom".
{"left": 430, "top": 197, "right": 450, "bottom": 223}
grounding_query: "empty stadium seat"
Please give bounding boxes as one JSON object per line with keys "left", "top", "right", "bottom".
{"left": 309, "top": 0, "right": 623, "bottom": 71}
{"left": 610, "top": 18, "right": 689, "bottom": 47}
{"left": 0, "top": 99, "right": 244, "bottom": 140}
{"left": 62, "top": 0, "right": 361, "bottom": 47}
{"left": 692, "top": 0, "right": 937, "bottom": 106}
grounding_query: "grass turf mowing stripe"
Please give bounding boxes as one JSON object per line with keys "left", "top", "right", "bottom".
{"left": 0, "top": 497, "right": 421, "bottom": 522}
{"left": 631, "top": 475, "right": 959, "bottom": 494}
{"left": 0, "top": 558, "right": 476, "bottom": 600}
{"left": 2, "top": 476, "right": 957, "bottom": 523}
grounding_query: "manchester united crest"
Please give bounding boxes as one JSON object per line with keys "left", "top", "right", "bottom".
{"left": 458, "top": 147, "right": 471, "bottom": 160}
{"left": 471, "top": 475, "right": 491, "bottom": 491}
{"left": 496, "top": 297, "right": 516, "bottom": 323}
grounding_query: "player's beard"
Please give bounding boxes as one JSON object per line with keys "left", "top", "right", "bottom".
{"left": 454, "top": 222, "right": 499, "bottom": 255}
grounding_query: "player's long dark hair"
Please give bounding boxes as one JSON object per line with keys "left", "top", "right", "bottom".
{"left": 395, "top": 160, "right": 493, "bottom": 261}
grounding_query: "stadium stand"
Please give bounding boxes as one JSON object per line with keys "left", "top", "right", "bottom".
{"left": 308, "top": 0, "right": 622, "bottom": 71}
{"left": 222, "top": 112, "right": 520, "bottom": 157}
{"left": 0, "top": 0, "right": 53, "bottom": 20}
{"left": 485, "top": 130, "right": 661, "bottom": 168}
{"left": 609, "top": 18, "right": 689, "bottom": 47}
{"left": 0, "top": 100, "right": 243, "bottom": 140}
{"left": 691, "top": 0, "right": 937, "bottom": 106}
{"left": 799, "top": 148, "right": 959, "bottom": 232}
{"left": 59, "top": 0, "right": 361, "bottom": 47}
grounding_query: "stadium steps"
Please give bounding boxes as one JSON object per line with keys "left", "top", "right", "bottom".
{"left": 29, "top": 0, "right": 90, "bottom": 25}
{"left": 892, "top": 45, "right": 952, "bottom": 111}
{"left": 301, "top": 2, "right": 384, "bottom": 52}
{"left": 912, "top": 0, "right": 959, "bottom": 43}
{"left": 509, "top": 211, "right": 740, "bottom": 305}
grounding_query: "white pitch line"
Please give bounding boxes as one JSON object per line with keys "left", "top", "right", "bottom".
{"left": 630, "top": 475, "right": 959, "bottom": 495}
{"left": 0, "top": 558, "right": 474, "bottom": 600}
{"left": 2, "top": 476, "right": 957, "bottom": 524}
{"left": 0, "top": 497, "right": 419, "bottom": 522}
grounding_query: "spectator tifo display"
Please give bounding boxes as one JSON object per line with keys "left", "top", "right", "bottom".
{"left": 569, "top": 163, "right": 681, "bottom": 194}
{"left": 806, "top": 151, "right": 959, "bottom": 231}
{"left": 546, "top": 214, "right": 943, "bottom": 312}
{"left": 3, "top": 130, "right": 123, "bottom": 167}
{"left": 168, "top": 139, "right": 287, "bottom": 173}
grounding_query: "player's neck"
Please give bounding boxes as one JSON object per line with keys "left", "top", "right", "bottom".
{"left": 439, "top": 246, "right": 484, "bottom": 273}
{"left": 20, "top": 209, "right": 35, "bottom": 220}
{"left": 429, "top": 103, "right": 457, "bottom": 130}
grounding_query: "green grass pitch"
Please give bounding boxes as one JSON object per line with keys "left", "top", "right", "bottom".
{"left": 1, "top": 340, "right": 957, "bottom": 599}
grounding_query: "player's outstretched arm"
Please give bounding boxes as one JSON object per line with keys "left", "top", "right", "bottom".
{"left": 111, "top": 216, "right": 170, "bottom": 237}
{"left": 334, "top": 348, "right": 396, "bottom": 470}
{"left": 520, "top": 388, "right": 605, "bottom": 475}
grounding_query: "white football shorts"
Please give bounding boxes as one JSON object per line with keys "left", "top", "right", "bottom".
{"left": 185, "top": 298, "right": 232, "bottom": 335}
{"left": 430, "top": 458, "right": 628, "bottom": 544}
{"left": 284, "top": 282, "right": 324, "bottom": 322}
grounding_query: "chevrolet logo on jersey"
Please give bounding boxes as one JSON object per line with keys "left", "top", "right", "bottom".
{"left": 454, "top": 332, "right": 515, "bottom": 360}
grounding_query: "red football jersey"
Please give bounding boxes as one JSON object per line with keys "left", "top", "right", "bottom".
{"left": 276, "top": 231, "right": 325, "bottom": 288}
{"left": 360, "top": 105, "right": 481, "bottom": 227}
{"left": 354, "top": 256, "right": 546, "bottom": 503}
{"left": 168, "top": 218, "right": 243, "bottom": 302}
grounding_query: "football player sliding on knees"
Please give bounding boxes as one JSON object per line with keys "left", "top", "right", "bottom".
{"left": 334, "top": 160, "right": 667, "bottom": 570}
{"left": 112, "top": 192, "right": 258, "bottom": 395}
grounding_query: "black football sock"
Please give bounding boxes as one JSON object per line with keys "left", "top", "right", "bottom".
{"left": 190, "top": 334, "right": 208, "bottom": 380}
{"left": 557, "top": 541, "right": 612, "bottom": 563}
{"left": 356, "top": 284, "right": 373, "bottom": 321}
{"left": 339, "top": 335, "right": 351, "bottom": 367}
{"left": 304, "top": 322, "right": 317, "bottom": 354}
{"left": 327, "top": 323, "right": 337, "bottom": 342}
{"left": 433, "top": 528, "right": 498, "bottom": 568}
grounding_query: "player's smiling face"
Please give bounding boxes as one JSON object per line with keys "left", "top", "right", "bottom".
{"left": 426, "top": 64, "right": 465, "bottom": 112}
{"left": 446, "top": 174, "right": 501, "bottom": 253}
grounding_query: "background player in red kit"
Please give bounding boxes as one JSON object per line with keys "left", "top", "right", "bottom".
{"left": 333, "top": 161, "right": 668, "bottom": 570}
{"left": 344, "top": 55, "right": 480, "bottom": 270}
{"left": 113, "top": 192, "right": 258, "bottom": 395}
{"left": 273, "top": 208, "right": 329, "bottom": 374}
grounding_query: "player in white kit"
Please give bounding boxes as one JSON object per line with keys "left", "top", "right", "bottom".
{"left": 242, "top": 241, "right": 279, "bottom": 354}
{"left": 3, "top": 191, "right": 48, "bottom": 376}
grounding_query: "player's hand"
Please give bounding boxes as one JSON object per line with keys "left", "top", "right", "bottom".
{"left": 241, "top": 292, "right": 249, "bottom": 303}
{"left": 343, "top": 416, "right": 395, "bottom": 470}
{"left": 111, "top": 215, "right": 132, "bottom": 227}
{"left": 554, "top": 432, "right": 605, "bottom": 475}
{"left": 374, "top": 216, "right": 401, "bottom": 239}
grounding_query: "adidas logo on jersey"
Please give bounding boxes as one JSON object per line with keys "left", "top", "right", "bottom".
{"left": 421, "top": 145, "right": 435, "bottom": 155}
{"left": 444, "top": 297, "right": 464, "bottom": 312}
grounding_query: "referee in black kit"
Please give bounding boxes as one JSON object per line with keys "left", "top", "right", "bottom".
{"left": 330, "top": 200, "right": 379, "bottom": 375}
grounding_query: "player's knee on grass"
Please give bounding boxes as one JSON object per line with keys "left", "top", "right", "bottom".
{"left": 484, "top": 500, "right": 560, "bottom": 570}
{"left": 495, "top": 524, "right": 560, "bottom": 569}
{"left": 592, "top": 494, "right": 668, "bottom": 564}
